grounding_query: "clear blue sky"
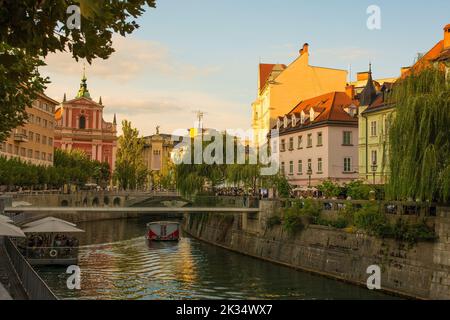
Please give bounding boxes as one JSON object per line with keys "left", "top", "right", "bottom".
{"left": 44, "top": 0, "right": 450, "bottom": 135}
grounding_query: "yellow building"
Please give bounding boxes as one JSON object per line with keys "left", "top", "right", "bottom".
{"left": 251, "top": 43, "right": 348, "bottom": 146}
{"left": 357, "top": 68, "right": 395, "bottom": 184}
{"left": 142, "top": 128, "right": 183, "bottom": 190}
{"left": 0, "top": 92, "right": 59, "bottom": 166}
{"left": 358, "top": 25, "right": 450, "bottom": 185}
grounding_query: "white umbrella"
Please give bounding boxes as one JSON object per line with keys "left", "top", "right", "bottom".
{"left": 22, "top": 217, "right": 77, "bottom": 228}
{"left": 22, "top": 220, "right": 84, "bottom": 234}
{"left": 0, "top": 215, "right": 13, "bottom": 224}
{"left": 11, "top": 201, "right": 32, "bottom": 208}
{"left": 0, "top": 222, "right": 26, "bottom": 237}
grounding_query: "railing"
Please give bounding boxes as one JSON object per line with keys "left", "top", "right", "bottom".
{"left": 24, "top": 247, "right": 79, "bottom": 260}
{"left": 279, "top": 198, "right": 438, "bottom": 217}
{"left": 4, "top": 238, "right": 58, "bottom": 300}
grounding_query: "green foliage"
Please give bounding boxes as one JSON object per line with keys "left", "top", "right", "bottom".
{"left": 114, "top": 120, "right": 148, "bottom": 190}
{"left": 317, "top": 180, "right": 341, "bottom": 198}
{"left": 0, "top": 149, "right": 110, "bottom": 189}
{"left": 282, "top": 199, "right": 321, "bottom": 235}
{"left": 353, "top": 204, "right": 390, "bottom": 236}
{"left": 266, "top": 216, "right": 282, "bottom": 229}
{"left": 0, "top": 0, "right": 155, "bottom": 142}
{"left": 344, "top": 180, "right": 374, "bottom": 200}
{"left": 387, "top": 67, "right": 450, "bottom": 203}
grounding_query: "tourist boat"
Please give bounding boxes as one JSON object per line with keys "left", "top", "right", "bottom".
{"left": 146, "top": 221, "right": 180, "bottom": 241}
{"left": 20, "top": 217, "right": 84, "bottom": 266}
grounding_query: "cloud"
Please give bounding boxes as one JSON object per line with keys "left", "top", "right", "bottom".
{"left": 43, "top": 35, "right": 221, "bottom": 82}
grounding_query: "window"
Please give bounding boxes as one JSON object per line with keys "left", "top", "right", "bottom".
{"left": 343, "top": 131, "right": 352, "bottom": 145}
{"left": 48, "top": 153, "right": 53, "bottom": 162}
{"left": 7, "top": 144, "right": 12, "bottom": 153}
{"left": 36, "top": 117, "right": 41, "bottom": 125}
{"left": 317, "top": 132, "right": 323, "bottom": 146}
{"left": 298, "top": 160, "right": 303, "bottom": 175}
{"left": 28, "top": 131, "right": 34, "bottom": 141}
{"left": 289, "top": 137, "right": 294, "bottom": 150}
{"left": 297, "top": 136, "right": 303, "bottom": 149}
{"left": 307, "top": 134, "right": 313, "bottom": 148}
{"left": 35, "top": 151, "right": 40, "bottom": 159}
{"left": 344, "top": 157, "right": 352, "bottom": 173}
{"left": 48, "top": 138, "right": 53, "bottom": 146}
{"left": 281, "top": 139, "right": 286, "bottom": 152}
{"left": 370, "top": 121, "right": 377, "bottom": 137}
{"left": 20, "top": 147, "right": 26, "bottom": 157}
{"left": 42, "top": 136, "right": 47, "bottom": 145}
{"left": 371, "top": 150, "right": 378, "bottom": 165}
{"left": 35, "top": 134, "right": 40, "bottom": 143}
{"left": 281, "top": 162, "right": 285, "bottom": 175}
{"left": 307, "top": 159, "right": 312, "bottom": 172}
{"left": 318, "top": 158, "right": 323, "bottom": 173}
{"left": 41, "top": 152, "right": 46, "bottom": 160}
{"left": 14, "top": 146, "right": 19, "bottom": 155}
{"left": 289, "top": 161, "right": 294, "bottom": 175}
{"left": 43, "top": 119, "right": 48, "bottom": 128}
{"left": 27, "top": 149, "right": 33, "bottom": 158}
{"left": 79, "top": 115, "right": 86, "bottom": 129}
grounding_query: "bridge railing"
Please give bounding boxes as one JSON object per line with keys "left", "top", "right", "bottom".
{"left": 4, "top": 238, "right": 58, "bottom": 300}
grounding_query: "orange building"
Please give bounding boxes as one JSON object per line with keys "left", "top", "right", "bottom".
{"left": 252, "top": 43, "right": 348, "bottom": 146}
{"left": 0, "top": 92, "right": 59, "bottom": 166}
{"left": 54, "top": 72, "right": 118, "bottom": 171}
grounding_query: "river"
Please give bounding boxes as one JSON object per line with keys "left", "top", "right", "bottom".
{"left": 36, "top": 217, "right": 397, "bottom": 300}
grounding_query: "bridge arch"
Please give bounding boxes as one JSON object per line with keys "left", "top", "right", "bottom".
{"left": 61, "top": 200, "right": 69, "bottom": 207}
{"left": 113, "top": 197, "right": 121, "bottom": 207}
{"left": 92, "top": 197, "right": 99, "bottom": 207}
{"left": 103, "top": 196, "right": 110, "bottom": 206}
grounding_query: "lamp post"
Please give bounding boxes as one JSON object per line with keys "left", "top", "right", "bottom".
{"left": 371, "top": 161, "right": 378, "bottom": 185}
{"left": 307, "top": 164, "right": 313, "bottom": 188}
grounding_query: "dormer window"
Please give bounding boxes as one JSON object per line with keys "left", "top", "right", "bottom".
{"left": 284, "top": 116, "right": 288, "bottom": 128}
{"left": 310, "top": 108, "right": 315, "bottom": 122}
{"left": 277, "top": 119, "right": 281, "bottom": 130}
{"left": 300, "top": 111, "right": 306, "bottom": 124}
{"left": 291, "top": 115, "right": 297, "bottom": 127}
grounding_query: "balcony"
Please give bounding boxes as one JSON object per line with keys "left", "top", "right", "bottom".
{"left": 13, "top": 133, "right": 28, "bottom": 143}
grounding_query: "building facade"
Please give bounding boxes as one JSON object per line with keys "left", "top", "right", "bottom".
{"left": 0, "top": 92, "right": 59, "bottom": 166}
{"left": 142, "top": 129, "right": 182, "bottom": 189}
{"left": 358, "top": 25, "right": 450, "bottom": 185}
{"left": 54, "top": 73, "right": 117, "bottom": 171}
{"left": 276, "top": 92, "right": 359, "bottom": 188}
{"left": 252, "top": 43, "right": 348, "bottom": 147}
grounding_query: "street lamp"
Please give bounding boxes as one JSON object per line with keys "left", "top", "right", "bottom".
{"left": 371, "top": 161, "right": 378, "bottom": 185}
{"left": 307, "top": 164, "right": 313, "bottom": 188}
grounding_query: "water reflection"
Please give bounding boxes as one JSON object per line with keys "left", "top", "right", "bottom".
{"left": 37, "top": 218, "right": 397, "bottom": 300}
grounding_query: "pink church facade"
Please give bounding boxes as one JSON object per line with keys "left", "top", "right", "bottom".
{"left": 54, "top": 74, "right": 118, "bottom": 172}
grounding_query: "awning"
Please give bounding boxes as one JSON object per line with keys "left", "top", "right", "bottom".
{"left": 23, "top": 217, "right": 77, "bottom": 228}
{"left": 0, "top": 222, "right": 26, "bottom": 238}
{"left": 22, "top": 218, "right": 84, "bottom": 234}
{"left": 0, "top": 215, "right": 13, "bottom": 224}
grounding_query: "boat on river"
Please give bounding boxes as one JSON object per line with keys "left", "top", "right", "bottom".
{"left": 146, "top": 221, "right": 180, "bottom": 241}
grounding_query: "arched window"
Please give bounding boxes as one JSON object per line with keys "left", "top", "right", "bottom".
{"left": 79, "top": 115, "right": 86, "bottom": 129}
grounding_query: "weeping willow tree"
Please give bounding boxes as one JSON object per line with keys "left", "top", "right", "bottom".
{"left": 387, "top": 66, "right": 450, "bottom": 203}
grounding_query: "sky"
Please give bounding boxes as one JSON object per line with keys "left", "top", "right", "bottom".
{"left": 42, "top": 0, "right": 450, "bottom": 137}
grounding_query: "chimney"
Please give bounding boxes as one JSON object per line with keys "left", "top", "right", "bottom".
{"left": 300, "top": 43, "right": 309, "bottom": 56}
{"left": 401, "top": 66, "right": 411, "bottom": 77}
{"left": 345, "top": 84, "right": 355, "bottom": 100}
{"left": 357, "top": 71, "right": 370, "bottom": 82}
{"left": 444, "top": 24, "right": 450, "bottom": 49}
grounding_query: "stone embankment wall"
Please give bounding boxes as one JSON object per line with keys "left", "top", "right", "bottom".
{"left": 183, "top": 201, "right": 450, "bottom": 300}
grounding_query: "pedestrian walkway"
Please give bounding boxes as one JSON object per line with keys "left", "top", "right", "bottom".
{"left": 0, "top": 240, "right": 28, "bottom": 300}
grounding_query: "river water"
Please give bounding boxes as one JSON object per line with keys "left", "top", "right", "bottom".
{"left": 37, "top": 217, "right": 396, "bottom": 300}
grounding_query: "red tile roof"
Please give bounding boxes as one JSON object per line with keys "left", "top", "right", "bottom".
{"left": 275, "top": 92, "right": 358, "bottom": 133}
{"left": 289, "top": 92, "right": 357, "bottom": 122}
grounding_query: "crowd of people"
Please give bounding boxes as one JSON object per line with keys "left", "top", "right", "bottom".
{"left": 22, "top": 234, "right": 79, "bottom": 259}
